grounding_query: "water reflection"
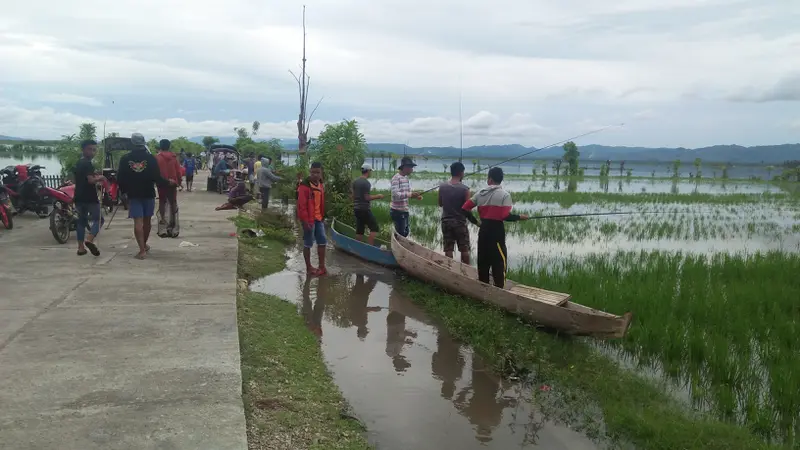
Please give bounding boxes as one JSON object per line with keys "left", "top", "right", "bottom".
{"left": 453, "top": 357, "right": 517, "bottom": 443}
{"left": 250, "top": 251, "right": 599, "bottom": 449}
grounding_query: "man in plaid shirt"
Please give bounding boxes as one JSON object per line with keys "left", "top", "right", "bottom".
{"left": 390, "top": 156, "right": 422, "bottom": 237}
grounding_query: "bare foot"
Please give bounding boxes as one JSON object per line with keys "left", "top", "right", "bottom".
{"left": 307, "top": 267, "right": 319, "bottom": 275}
{"left": 135, "top": 251, "right": 147, "bottom": 260}
{"left": 317, "top": 267, "right": 328, "bottom": 276}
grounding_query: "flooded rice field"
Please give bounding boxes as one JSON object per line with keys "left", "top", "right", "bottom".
{"left": 369, "top": 177, "right": 786, "bottom": 195}
{"left": 391, "top": 200, "right": 800, "bottom": 267}
{"left": 250, "top": 250, "right": 601, "bottom": 449}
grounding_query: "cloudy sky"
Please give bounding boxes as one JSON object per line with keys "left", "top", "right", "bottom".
{"left": 1, "top": 0, "right": 798, "bottom": 148}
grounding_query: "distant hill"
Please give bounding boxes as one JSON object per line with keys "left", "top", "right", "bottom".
{"left": 0, "top": 135, "right": 25, "bottom": 141}
{"left": 188, "top": 136, "right": 799, "bottom": 164}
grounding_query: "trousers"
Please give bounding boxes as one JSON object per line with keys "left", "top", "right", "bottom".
{"left": 477, "top": 221, "right": 507, "bottom": 288}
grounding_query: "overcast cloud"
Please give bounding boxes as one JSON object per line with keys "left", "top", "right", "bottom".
{"left": 0, "top": 0, "right": 798, "bottom": 147}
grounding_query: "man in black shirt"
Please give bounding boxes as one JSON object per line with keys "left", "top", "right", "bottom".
{"left": 117, "top": 133, "right": 175, "bottom": 260}
{"left": 74, "top": 139, "right": 107, "bottom": 256}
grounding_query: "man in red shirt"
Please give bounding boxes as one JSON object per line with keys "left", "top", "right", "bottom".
{"left": 155, "top": 139, "right": 182, "bottom": 238}
{"left": 296, "top": 162, "right": 327, "bottom": 276}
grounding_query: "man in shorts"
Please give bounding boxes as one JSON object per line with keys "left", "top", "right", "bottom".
{"left": 117, "top": 133, "right": 177, "bottom": 259}
{"left": 297, "top": 162, "right": 327, "bottom": 275}
{"left": 438, "top": 161, "right": 478, "bottom": 264}
{"left": 352, "top": 163, "right": 384, "bottom": 246}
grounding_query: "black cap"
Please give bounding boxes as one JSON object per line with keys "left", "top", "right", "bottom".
{"left": 399, "top": 156, "right": 417, "bottom": 168}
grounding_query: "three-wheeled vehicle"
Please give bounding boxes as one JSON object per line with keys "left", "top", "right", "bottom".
{"left": 207, "top": 144, "right": 242, "bottom": 194}
{"left": 101, "top": 137, "right": 133, "bottom": 212}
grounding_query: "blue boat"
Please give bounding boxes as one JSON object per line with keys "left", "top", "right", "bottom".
{"left": 330, "top": 218, "right": 399, "bottom": 268}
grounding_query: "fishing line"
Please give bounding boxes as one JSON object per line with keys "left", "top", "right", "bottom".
{"left": 417, "top": 123, "right": 624, "bottom": 195}
{"left": 526, "top": 210, "right": 690, "bottom": 220}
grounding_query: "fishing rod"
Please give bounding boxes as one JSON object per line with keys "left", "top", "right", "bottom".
{"left": 459, "top": 92, "right": 463, "bottom": 163}
{"left": 417, "top": 123, "right": 624, "bottom": 195}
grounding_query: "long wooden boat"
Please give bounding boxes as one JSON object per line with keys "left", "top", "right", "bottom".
{"left": 391, "top": 232, "right": 633, "bottom": 339}
{"left": 330, "top": 219, "right": 399, "bottom": 268}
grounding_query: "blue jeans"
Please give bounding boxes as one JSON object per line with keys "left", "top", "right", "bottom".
{"left": 302, "top": 220, "right": 327, "bottom": 248}
{"left": 75, "top": 202, "right": 101, "bottom": 242}
{"left": 390, "top": 209, "right": 410, "bottom": 237}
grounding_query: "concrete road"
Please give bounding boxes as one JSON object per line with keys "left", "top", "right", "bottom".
{"left": 0, "top": 182, "right": 247, "bottom": 450}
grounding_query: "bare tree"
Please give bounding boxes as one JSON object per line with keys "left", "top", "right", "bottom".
{"left": 290, "top": 5, "right": 323, "bottom": 155}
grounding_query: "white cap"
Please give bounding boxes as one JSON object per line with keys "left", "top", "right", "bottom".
{"left": 361, "top": 163, "right": 373, "bottom": 171}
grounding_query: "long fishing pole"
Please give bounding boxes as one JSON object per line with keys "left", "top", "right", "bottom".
{"left": 418, "top": 123, "right": 624, "bottom": 195}
{"left": 459, "top": 92, "right": 463, "bottom": 163}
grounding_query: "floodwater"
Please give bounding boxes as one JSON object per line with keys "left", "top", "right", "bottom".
{"left": 368, "top": 177, "right": 783, "bottom": 195}
{"left": 250, "top": 249, "right": 599, "bottom": 450}
{"left": 0, "top": 153, "right": 61, "bottom": 175}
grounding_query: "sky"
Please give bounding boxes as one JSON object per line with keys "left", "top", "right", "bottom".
{"left": 0, "top": 0, "right": 799, "bottom": 148}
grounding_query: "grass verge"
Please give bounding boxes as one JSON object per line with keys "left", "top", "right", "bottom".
{"left": 396, "top": 278, "right": 786, "bottom": 450}
{"left": 235, "top": 209, "right": 372, "bottom": 450}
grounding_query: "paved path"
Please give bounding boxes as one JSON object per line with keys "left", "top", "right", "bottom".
{"left": 0, "top": 178, "right": 247, "bottom": 450}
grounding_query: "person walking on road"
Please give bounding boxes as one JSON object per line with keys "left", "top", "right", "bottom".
{"left": 390, "top": 156, "right": 422, "bottom": 237}
{"left": 73, "top": 139, "right": 107, "bottom": 257}
{"left": 183, "top": 152, "right": 198, "bottom": 192}
{"left": 352, "top": 163, "right": 384, "bottom": 246}
{"left": 155, "top": 139, "right": 182, "bottom": 238}
{"left": 117, "top": 133, "right": 177, "bottom": 260}
{"left": 297, "top": 162, "right": 327, "bottom": 276}
{"left": 461, "top": 167, "right": 529, "bottom": 288}
{"left": 257, "top": 156, "right": 281, "bottom": 209}
{"left": 439, "top": 161, "right": 478, "bottom": 264}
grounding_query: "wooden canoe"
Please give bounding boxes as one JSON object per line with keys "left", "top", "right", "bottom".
{"left": 330, "top": 219, "right": 399, "bottom": 268}
{"left": 391, "top": 232, "right": 633, "bottom": 339}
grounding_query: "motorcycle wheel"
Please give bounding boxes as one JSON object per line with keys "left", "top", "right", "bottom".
{"left": 49, "top": 207, "right": 70, "bottom": 244}
{"left": 0, "top": 204, "right": 12, "bottom": 230}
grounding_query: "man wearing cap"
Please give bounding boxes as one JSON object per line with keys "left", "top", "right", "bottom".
{"left": 352, "top": 163, "right": 384, "bottom": 246}
{"left": 390, "top": 156, "right": 422, "bottom": 237}
{"left": 117, "top": 132, "right": 177, "bottom": 260}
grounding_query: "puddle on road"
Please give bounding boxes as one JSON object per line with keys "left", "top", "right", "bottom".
{"left": 250, "top": 249, "right": 599, "bottom": 449}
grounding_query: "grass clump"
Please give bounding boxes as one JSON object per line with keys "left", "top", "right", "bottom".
{"left": 235, "top": 209, "right": 373, "bottom": 449}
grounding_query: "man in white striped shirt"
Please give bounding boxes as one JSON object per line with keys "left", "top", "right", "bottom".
{"left": 390, "top": 156, "right": 422, "bottom": 237}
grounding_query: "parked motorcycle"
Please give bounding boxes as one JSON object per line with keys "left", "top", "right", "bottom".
{"left": 0, "top": 188, "right": 12, "bottom": 229}
{"left": 0, "top": 164, "right": 55, "bottom": 218}
{"left": 49, "top": 180, "right": 107, "bottom": 244}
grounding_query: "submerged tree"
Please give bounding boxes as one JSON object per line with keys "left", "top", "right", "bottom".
{"left": 672, "top": 159, "right": 681, "bottom": 178}
{"left": 694, "top": 158, "right": 702, "bottom": 179}
{"left": 562, "top": 141, "right": 580, "bottom": 176}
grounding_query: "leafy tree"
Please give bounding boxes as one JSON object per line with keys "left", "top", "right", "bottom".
{"left": 562, "top": 141, "right": 580, "bottom": 176}
{"left": 307, "top": 119, "right": 367, "bottom": 220}
{"left": 252, "top": 121, "right": 260, "bottom": 136}
{"left": 202, "top": 136, "right": 219, "bottom": 149}
{"left": 694, "top": 158, "right": 702, "bottom": 179}
{"left": 619, "top": 160, "right": 626, "bottom": 177}
{"left": 672, "top": 159, "right": 681, "bottom": 178}
{"left": 57, "top": 122, "right": 100, "bottom": 178}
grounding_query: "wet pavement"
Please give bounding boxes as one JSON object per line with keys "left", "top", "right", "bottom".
{"left": 250, "top": 249, "right": 598, "bottom": 449}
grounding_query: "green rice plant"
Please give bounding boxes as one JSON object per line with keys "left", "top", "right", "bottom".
{"left": 510, "top": 250, "right": 800, "bottom": 445}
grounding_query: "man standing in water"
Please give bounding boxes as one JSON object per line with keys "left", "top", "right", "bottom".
{"left": 462, "top": 167, "right": 529, "bottom": 288}
{"left": 297, "top": 162, "right": 327, "bottom": 276}
{"left": 155, "top": 139, "right": 182, "bottom": 238}
{"left": 73, "top": 139, "right": 107, "bottom": 256}
{"left": 438, "top": 161, "right": 478, "bottom": 264}
{"left": 352, "top": 163, "right": 384, "bottom": 246}
{"left": 118, "top": 133, "right": 176, "bottom": 259}
{"left": 390, "top": 156, "right": 422, "bottom": 237}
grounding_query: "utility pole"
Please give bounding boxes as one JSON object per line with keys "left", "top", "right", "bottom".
{"left": 459, "top": 92, "right": 463, "bottom": 163}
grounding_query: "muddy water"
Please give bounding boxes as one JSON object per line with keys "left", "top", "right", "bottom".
{"left": 250, "top": 249, "right": 598, "bottom": 449}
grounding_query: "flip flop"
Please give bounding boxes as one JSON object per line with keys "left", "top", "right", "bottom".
{"left": 77, "top": 249, "right": 87, "bottom": 256}
{"left": 135, "top": 253, "right": 146, "bottom": 260}
{"left": 316, "top": 268, "right": 328, "bottom": 276}
{"left": 85, "top": 241, "right": 100, "bottom": 256}
{"left": 307, "top": 267, "right": 320, "bottom": 276}
{"left": 145, "top": 245, "right": 151, "bottom": 252}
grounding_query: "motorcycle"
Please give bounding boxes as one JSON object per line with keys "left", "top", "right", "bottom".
{"left": 0, "top": 164, "right": 55, "bottom": 218}
{"left": 0, "top": 188, "right": 12, "bottom": 229}
{"left": 49, "top": 180, "right": 107, "bottom": 244}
